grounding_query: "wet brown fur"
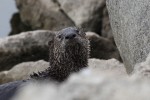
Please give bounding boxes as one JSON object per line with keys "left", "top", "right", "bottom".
{"left": 31, "top": 27, "right": 90, "bottom": 82}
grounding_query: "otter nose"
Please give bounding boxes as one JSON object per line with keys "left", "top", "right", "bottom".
{"left": 65, "top": 32, "right": 76, "bottom": 39}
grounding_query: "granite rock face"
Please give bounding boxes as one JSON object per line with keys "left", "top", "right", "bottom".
{"left": 106, "top": 0, "right": 150, "bottom": 73}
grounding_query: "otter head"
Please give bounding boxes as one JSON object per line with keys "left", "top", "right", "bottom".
{"left": 49, "top": 27, "right": 89, "bottom": 69}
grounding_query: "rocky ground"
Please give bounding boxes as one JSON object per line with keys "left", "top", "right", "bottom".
{"left": 0, "top": 0, "right": 121, "bottom": 71}
{"left": 1, "top": 0, "right": 150, "bottom": 100}
{"left": 11, "top": 55, "right": 150, "bottom": 100}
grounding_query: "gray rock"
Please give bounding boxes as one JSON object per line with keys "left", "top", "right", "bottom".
{"left": 86, "top": 32, "right": 121, "bottom": 61}
{"left": 13, "top": 65, "right": 150, "bottom": 100}
{"left": 132, "top": 53, "right": 150, "bottom": 79}
{"left": 0, "top": 30, "right": 54, "bottom": 71}
{"left": 106, "top": 0, "right": 150, "bottom": 73}
{"left": 12, "top": 0, "right": 113, "bottom": 39}
{"left": 11, "top": 0, "right": 114, "bottom": 39}
{"left": 58, "top": 0, "right": 105, "bottom": 34}
{"left": 0, "top": 60, "right": 49, "bottom": 84}
{"left": 14, "top": 0, "right": 74, "bottom": 33}
{"left": 88, "top": 58, "right": 126, "bottom": 76}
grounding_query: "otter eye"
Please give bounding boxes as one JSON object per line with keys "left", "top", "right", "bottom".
{"left": 48, "top": 37, "right": 54, "bottom": 45}
{"left": 57, "top": 34, "right": 62, "bottom": 39}
{"left": 75, "top": 29, "right": 79, "bottom": 33}
{"left": 48, "top": 40, "right": 52, "bottom": 45}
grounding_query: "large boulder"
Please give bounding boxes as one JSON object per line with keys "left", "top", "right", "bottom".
{"left": 0, "top": 30, "right": 54, "bottom": 71}
{"left": 0, "top": 58, "right": 126, "bottom": 84}
{"left": 106, "top": 0, "right": 150, "bottom": 73}
{"left": 13, "top": 65, "right": 150, "bottom": 100}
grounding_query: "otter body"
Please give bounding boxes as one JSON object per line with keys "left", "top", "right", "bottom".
{"left": 0, "top": 27, "right": 89, "bottom": 100}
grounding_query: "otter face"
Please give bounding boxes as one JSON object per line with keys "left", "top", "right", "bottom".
{"left": 49, "top": 27, "right": 89, "bottom": 68}
{"left": 55, "top": 27, "right": 88, "bottom": 50}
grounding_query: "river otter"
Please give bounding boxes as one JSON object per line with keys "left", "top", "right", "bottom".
{"left": 31, "top": 27, "right": 89, "bottom": 82}
{"left": 0, "top": 27, "right": 90, "bottom": 100}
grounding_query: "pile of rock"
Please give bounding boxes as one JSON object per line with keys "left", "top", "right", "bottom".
{"left": 7, "top": 0, "right": 121, "bottom": 64}
{"left": 11, "top": 0, "right": 112, "bottom": 37}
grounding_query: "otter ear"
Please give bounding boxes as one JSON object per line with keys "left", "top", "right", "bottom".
{"left": 48, "top": 40, "right": 53, "bottom": 46}
{"left": 48, "top": 37, "right": 54, "bottom": 46}
{"left": 48, "top": 41, "right": 51, "bottom": 46}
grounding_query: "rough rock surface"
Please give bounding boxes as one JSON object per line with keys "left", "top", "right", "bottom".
{"left": 106, "top": 0, "right": 150, "bottom": 73}
{"left": 88, "top": 58, "right": 126, "bottom": 76}
{"left": 13, "top": 0, "right": 74, "bottom": 35}
{"left": 0, "top": 60, "right": 48, "bottom": 84}
{"left": 0, "top": 58, "right": 126, "bottom": 84}
{"left": 13, "top": 67, "right": 150, "bottom": 100}
{"left": 132, "top": 53, "right": 150, "bottom": 79}
{"left": 0, "top": 30, "right": 54, "bottom": 71}
{"left": 11, "top": 0, "right": 113, "bottom": 38}
{"left": 86, "top": 32, "right": 121, "bottom": 61}
{"left": 58, "top": 0, "right": 105, "bottom": 34}
{"left": 0, "top": 30, "right": 121, "bottom": 71}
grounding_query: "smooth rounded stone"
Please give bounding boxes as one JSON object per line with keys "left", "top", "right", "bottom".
{"left": 0, "top": 60, "right": 49, "bottom": 84}
{"left": 86, "top": 32, "right": 122, "bottom": 61}
{"left": 106, "top": 0, "right": 150, "bottom": 73}
{"left": 13, "top": 67, "right": 150, "bottom": 100}
{"left": 0, "top": 30, "right": 54, "bottom": 71}
{"left": 0, "top": 58, "right": 126, "bottom": 84}
{"left": 58, "top": 0, "right": 105, "bottom": 34}
{"left": 14, "top": 0, "right": 74, "bottom": 34}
